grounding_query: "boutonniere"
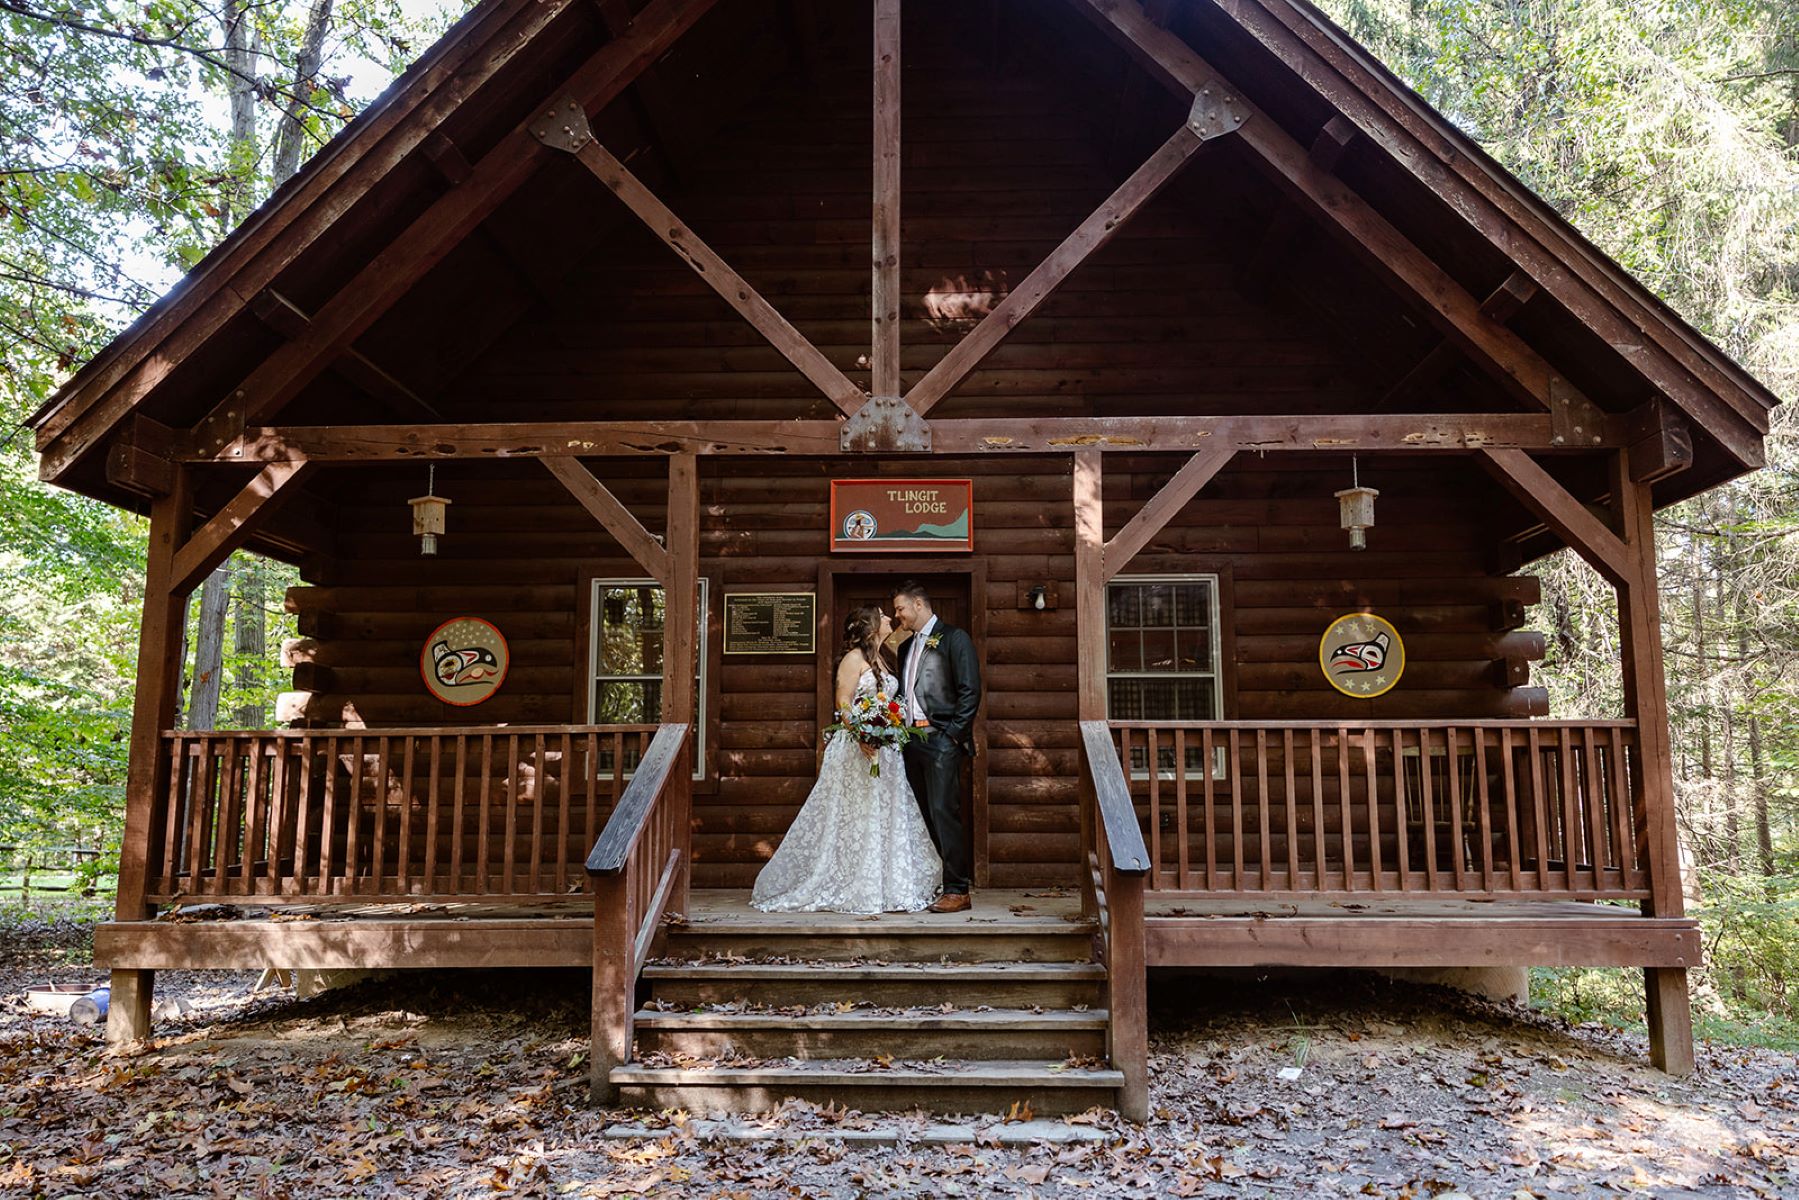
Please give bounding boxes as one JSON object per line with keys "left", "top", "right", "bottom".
{"left": 924, "top": 634, "right": 942, "bottom": 651}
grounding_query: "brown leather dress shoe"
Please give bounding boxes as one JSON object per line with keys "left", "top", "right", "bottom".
{"left": 927, "top": 892, "right": 971, "bottom": 913}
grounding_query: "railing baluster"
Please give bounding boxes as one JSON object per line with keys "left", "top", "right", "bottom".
{"left": 1363, "top": 727, "right": 1381, "bottom": 891}
{"left": 1500, "top": 728, "right": 1521, "bottom": 892}
{"left": 558, "top": 732, "right": 574, "bottom": 895}
{"left": 1255, "top": 728, "right": 1271, "bottom": 892}
{"left": 397, "top": 736, "right": 416, "bottom": 895}
{"left": 1282, "top": 729, "right": 1299, "bottom": 887}
{"left": 477, "top": 734, "right": 494, "bottom": 894}
{"left": 1337, "top": 726, "right": 1354, "bottom": 889}
{"left": 451, "top": 734, "right": 469, "bottom": 895}
{"left": 423, "top": 737, "right": 442, "bottom": 894}
{"left": 295, "top": 736, "right": 316, "bottom": 895}
{"left": 1445, "top": 726, "right": 1465, "bottom": 891}
{"left": 1418, "top": 727, "right": 1438, "bottom": 892}
{"left": 1174, "top": 729, "right": 1190, "bottom": 890}
{"left": 530, "top": 733, "right": 546, "bottom": 894}
{"left": 1146, "top": 728, "right": 1161, "bottom": 889}
{"left": 1201, "top": 727, "right": 1216, "bottom": 891}
{"left": 1582, "top": 726, "right": 1609, "bottom": 888}
{"left": 217, "top": 737, "right": 243, "bottom": 890}
{"left": 503, "top": 733, "right": 521, "bottom": 895}
{"left": 1527, "top": 727, "right": 1549, "bottom": 892}
{"left": 1473, "top": 727, "right": 1495, "bottom": 893}
{"left": 371, "top": 736, "right": 390, "bottom": 895}
{"left": 1309, "top": 729, "right": 1325, "bottom": 888}
{"left": 344, "top": 735, "right": 366, "bottom": 894}
{"left": 159, "top": 737, "right": 185, "bottom": 897}
{"left": 190, "top": 735, "right": 214, "bottom": 894}
{"left": 1607, "top": 726, "right": 1636, "bottom": 887}
{"left": 319, "top": 735, "right": 340, "bottom": 893}
{"left": 1559, "top": 727, "right": 1581, "bottom": 891}
{"left": 1393, "top": 727, "right": 1411, "bottom": 892}
{"left": 1228, "top": 729, "right": 1244, "bottom": 890}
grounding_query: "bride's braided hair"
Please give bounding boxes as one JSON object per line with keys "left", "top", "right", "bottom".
{"left": 841, "top": 605, "right": 892, "bottom": 676}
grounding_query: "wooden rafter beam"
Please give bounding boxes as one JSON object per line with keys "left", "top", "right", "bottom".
{"left": 246, "top": 290, "right": 442, "bottom": 421}
{"left": 871, "top": 0, "right": 901, "bottom": 399}
{"left": 169, "top": 461, "right": 314, "bottom": 595}
{"left": 1378, "top": 269, "right": 1539, "bottom": 410}
{"left": 180, "top": 0, "right": 718, "bottom": 448}
{"left": 542, "top": 456, "right": 670, "bottom": 583}
{"left": 531, "top": 99, "right": 866, "bottom": 417}
{"left": 1067, "top": 0, "right": 1576, "bottom": 415}
{"left": 1477, "top": 448, "right": 1630, "bottom": 585}
{"left": 179, "top": 411, "right": 1619, "bottom": 462}
{"left": 904, "top": 117, "right": 1225, "bottom": 417}
{"left": 1103, "top": 446, "right": 1235, "bottom": 580}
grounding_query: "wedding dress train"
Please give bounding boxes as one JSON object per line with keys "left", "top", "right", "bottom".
{"left": 750, "top": 666, "right": 942, "bottom": 914}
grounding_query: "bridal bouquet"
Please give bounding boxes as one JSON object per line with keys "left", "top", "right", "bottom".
{"left": 825, "top": 691, "right": 927, "bottom": 777}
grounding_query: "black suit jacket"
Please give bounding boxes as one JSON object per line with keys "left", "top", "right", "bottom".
{"left": 898, "top": 620, "right": 982, "bottom": 754}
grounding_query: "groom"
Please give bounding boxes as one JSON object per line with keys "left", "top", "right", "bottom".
{"left": 891, "top": 580, "right": 981, "bottom": 912}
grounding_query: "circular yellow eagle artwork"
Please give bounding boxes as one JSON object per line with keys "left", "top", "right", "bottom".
{"left": 421, "top": 617, "right": 510, "bottom": 707}
{"left": 1319, "top": 612, "right": 1405, "bottom": 699}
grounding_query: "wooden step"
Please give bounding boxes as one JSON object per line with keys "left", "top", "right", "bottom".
{"left": 642, "top": 960, "right": 1107, "bottom": 1008}
{"left": 633, "top": 1006, "right": 1109, "bottom": 1059}
{"left": 664, "top": 916, "right": 1097, "bottom": 964}
{"left": 610, "top": 1059, "right": 1125, "bottom": 1117}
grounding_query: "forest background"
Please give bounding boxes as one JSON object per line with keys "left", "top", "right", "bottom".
{"left": 0, "top": 0, "right": 1794, "bottom": 1044}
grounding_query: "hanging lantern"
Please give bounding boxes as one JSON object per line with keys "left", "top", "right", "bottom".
{"left": 409, "top": 464, "right": 450, "bottom": 556}
{"left": 1335, "top": 456, "right": 1378, "bottom": 551}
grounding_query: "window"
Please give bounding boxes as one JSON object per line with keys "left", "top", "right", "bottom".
{"left": 1106, "top": 575, "right": 1223, "bottom": 777}
{"left": 588, "top": 579, "right": 708, "bottom": 779}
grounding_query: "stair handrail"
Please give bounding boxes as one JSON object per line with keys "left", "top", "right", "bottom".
{"left": 586, "top": 721, "right": 691, "bottom": 1104}
{"left": 1078, "top": 719, "right": 1149, "bottom": 1121}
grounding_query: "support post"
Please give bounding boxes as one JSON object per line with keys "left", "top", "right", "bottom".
{"left": 1109, "top": 868, "right": 1149, "bottom": 1122}
{"left": 1073, "top": 451, "right": 1107, "bottom": 721}
{"left": 662, "top": 454, "right": 700, "bottom": 915}
{"left": 108, "top": 471, "right": 193, "bottom": 1047}
{"left": 1611, "top": 454, "right": 1694, "bottom": 1075}
{"left": 871, "top": 0, "right": 901, "bottom": 400}
{"left": 590, "top": 870, "right": 631, "bottom": 1105}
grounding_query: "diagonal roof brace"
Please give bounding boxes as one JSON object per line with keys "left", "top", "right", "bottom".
{"left": 1187, "top": 81, "right": 1248, "bottom": 141}
{"left": 842, "top": 394, "right": 930, "bottom": 453}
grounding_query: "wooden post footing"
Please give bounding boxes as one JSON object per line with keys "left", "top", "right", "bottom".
{"left": 1645, "top": 966, "right": 1695, "bottom": 1076}
{"left": 106, "top": 969, "right": 155, "bottom": 1047}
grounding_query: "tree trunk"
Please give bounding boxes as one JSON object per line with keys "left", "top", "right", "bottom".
{"left": 271, "top": 0, "right": 335, "bottom": 183}
{"left": 233, "top": 560, "right": 266, "bottom": 728}
{"left": 188, "top": 566, "right": 231, "bottom": 731}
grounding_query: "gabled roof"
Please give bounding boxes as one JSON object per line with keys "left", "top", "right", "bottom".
{"left": 31, "top": 0, "right": 1777, "bottom": 507}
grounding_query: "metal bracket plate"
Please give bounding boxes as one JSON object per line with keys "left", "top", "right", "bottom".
{"left": 841, "top": 394, "right": 931, "bottom": 453}
{"left": 1549, "top": 377, "right": 1608, "bottom": 448}
{"left": 1187, "top": 81, "right": 1248, "bottom": 142}
{"left": 528, "top": 97, "right": 595, "bottom": 154}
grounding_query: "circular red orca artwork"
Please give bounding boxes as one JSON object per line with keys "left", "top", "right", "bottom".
{"left": 421, "top": 617, "right": 510, "bottom": 706}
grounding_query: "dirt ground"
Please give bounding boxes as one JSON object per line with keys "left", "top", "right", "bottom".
{"left": 0, "top": 917, "right": 1794, "bottom": 1199}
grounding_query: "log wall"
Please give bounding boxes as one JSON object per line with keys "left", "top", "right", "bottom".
{"left": 285, "top": 454, "right": 1542, "bottom": 887}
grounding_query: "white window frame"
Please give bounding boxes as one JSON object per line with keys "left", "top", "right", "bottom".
{"left": 587, "top": 577, "right": 709, "bottom": 780}
{"left": 1106, "top": 573, "right": 1225, "bottom": 781}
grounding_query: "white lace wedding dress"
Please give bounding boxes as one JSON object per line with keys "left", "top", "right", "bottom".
{"left": 750, "top": 665, "right": 943, "bottom": 914}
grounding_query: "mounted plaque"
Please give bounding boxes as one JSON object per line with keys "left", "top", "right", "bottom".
{"left": 724, "top": 592, "right": 817, "bottom": 655}
{"left": 1319, "top": 612, "right": 1405, "bottom": 698}
{"left": 830, "top": 478, "right": 973, "bottom": 553}
{"left": 421, "top": 616, "right": 509, "bottom": 706}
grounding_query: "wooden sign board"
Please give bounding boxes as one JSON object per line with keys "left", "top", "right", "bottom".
{"left": 830, "top": 478, "right": 973, "bottom": 553}
{"left": 724, "top": 592, "right": 817, "bottom": 655}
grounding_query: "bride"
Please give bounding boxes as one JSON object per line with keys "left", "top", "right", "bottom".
{"left": 750, "top": 605, "right": 943, "bottom": 914}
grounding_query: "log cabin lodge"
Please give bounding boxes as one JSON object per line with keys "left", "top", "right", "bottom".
{"left": 29, "top": 0, "right": 1779, "bottom": 1118}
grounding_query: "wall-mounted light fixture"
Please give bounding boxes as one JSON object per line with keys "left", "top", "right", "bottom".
{"left": 409, "top": 464, "right": 450, "bottom": 556}
{"left": 1026, "top": 584, "right": 1048, "bottom": 611}
{"left": 1334, "top": 456, "right": 1378, "bottom": 552}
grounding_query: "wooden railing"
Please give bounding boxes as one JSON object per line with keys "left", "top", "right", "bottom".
{"left": 1077, "top": 720, "right": 1149, "bottom": 1122}
{"left": 146, "top": 725, "right": 659, "bottom": 902}
{"left": 1110, "top": 720, "right": 1651, "bottom": 899}
{"left": 586, "top": 722, "right": 690, "bottom": 1105}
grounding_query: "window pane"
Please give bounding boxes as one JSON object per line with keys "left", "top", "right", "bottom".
{"left": 1141, "top": 629, "right": 1175, "bottom": 672}
{"left": 1175, "top": 582, "right": 1212, "bottom": 627}
{"left": 1108, "top": 678, "right": 1145, "bottom": 720}
{"left": 1141, "top": 584, "right": 1174, "bottom": 627}
{"left": 1108, "top": 630, "right": 1142, "bottom": 672}
{"left": 594, "top": 680, "right": 659, "bottom": 724}
{"left": 598, "top": 586, "right": 667, "bottom": 674}
{"left": 1108, "top": 585, "right": 1141, "bottom": 628}
{"left": 1175, "top": 628, "right": 1211, "bottom": 672}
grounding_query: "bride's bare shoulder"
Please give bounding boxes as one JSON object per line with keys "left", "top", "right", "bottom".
{"left": 835, "top": 650, "right": 869, "bottom": 683}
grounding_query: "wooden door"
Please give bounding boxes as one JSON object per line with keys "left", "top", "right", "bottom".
{"left": 830, "top": 573, "right": 977, "bottom": 873}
